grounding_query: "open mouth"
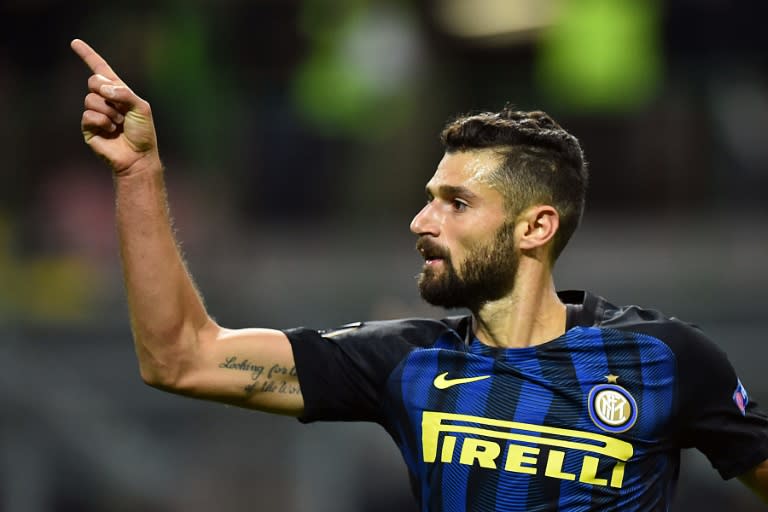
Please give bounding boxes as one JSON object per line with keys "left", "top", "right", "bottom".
{"left": 417, "top": 238, "right": 448, "bottom": 266}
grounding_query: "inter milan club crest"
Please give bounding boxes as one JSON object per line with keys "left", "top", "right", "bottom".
{"left": 588, "top": 375, "right": 638, "bottom": 433}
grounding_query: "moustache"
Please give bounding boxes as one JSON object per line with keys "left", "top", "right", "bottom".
{"left": 416, "top": 237, "right": 450, "bottom": 260}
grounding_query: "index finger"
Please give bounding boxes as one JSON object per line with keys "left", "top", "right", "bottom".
{"left": 70, "top": 39, "right": 121, "bottom": 81}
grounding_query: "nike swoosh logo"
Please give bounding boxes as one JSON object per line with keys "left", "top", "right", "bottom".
{"left": 433, "top": 372, "right": 491, "bottom": 390}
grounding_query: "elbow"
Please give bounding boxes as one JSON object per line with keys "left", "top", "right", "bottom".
{"left": 132, "top": 329, "right": 194, "bottom": 391}
{"left": 134, "top": 318, "right": 220, "bottom": 392}
{"left": 139, "top": 363, "right": 182, "bottom": 391}
{"left": 136, "top": 340, "right": 200, "bottom": 392}
{"left": 139, "top": 360, "right": 204, "bottom": 397}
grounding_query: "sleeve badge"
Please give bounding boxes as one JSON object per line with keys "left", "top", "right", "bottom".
{"left": 732, "top": 378, "right": 749, "bottom": 416}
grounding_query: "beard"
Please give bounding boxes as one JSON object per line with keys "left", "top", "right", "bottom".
{"left": 416, "top": 221, "right": 518, "bottom": 311}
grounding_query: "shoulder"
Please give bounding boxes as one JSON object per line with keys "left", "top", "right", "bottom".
{"left": 284, "top": 315, "right": 469, "bottom": 352}
{"left": 310, "top": 316, "right": 466, "bottom": 346}
{"left": 562, "top": 289, "right": 715, "bottom": 355}
{"left": 564, "top": 289, "right": 729, "bottom": 369}
{"left": 597, "top": 298, "right": 722, "bottom": 360}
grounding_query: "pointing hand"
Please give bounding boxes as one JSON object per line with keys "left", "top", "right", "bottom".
{"left": 71, "top": 39, "right": 160, "bottom": 175}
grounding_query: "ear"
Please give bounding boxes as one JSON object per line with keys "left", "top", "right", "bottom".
{"left": 516, "top": 205, "right": 559, "bottom": 252}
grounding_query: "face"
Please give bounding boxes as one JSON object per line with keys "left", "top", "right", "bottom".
{"left": 411, "top": 151, "right": 519, "bottom": 310}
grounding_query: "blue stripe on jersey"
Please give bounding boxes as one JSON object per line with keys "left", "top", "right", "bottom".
{"left": 441, "top": 352, "right": 496, "bottom": 511}
{"left": 385, "top": 363, "right": 420, "bottom": 488}
{"left": 565, "top": 327, "right": 610, "bottom": 398}
{"left": 399, "top": 346, "right": 439, "bottom": 508}
{"left": 636, "top": 331, "right": 675, "bottom": 438}
{"left": 637, "top": 330, "right": 678, "bottom": 506}
{"left": 559, "top": 328, "right": 612, "bottom": 510}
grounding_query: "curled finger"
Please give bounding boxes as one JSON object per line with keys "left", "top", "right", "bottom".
{"left": 84, "top": 92, "right": 125, "bottom": 124}
{"left": 87, "top": 73, "right": 119, "bottom": 94}
{"left": 82, "top": 110, "right": 117, "bottom": 135}
{"left": 98, "top": 84, "right": 148, "bottom": 115}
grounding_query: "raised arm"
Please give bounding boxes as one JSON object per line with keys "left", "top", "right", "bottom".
{"left": 71, "top": 39, "right": 302, "bottom": 415}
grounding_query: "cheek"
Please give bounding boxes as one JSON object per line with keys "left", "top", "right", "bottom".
{"left": 446, "top": 214, "right": 508, "bottom": 263}
{"left": 449, "top": 238, "right": 481, "bottom": 268}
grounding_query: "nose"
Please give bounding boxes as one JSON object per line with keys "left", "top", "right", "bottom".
{"left": 410, "top": 202, "right": 440, "bottom": 236}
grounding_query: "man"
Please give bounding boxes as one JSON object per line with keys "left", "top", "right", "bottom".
{"left": 72, "top": 38, "right": 768, "bottom": 510}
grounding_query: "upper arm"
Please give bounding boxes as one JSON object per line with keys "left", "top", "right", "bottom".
{"left": 161, "top": 324, "right": 304, "bottom": 416}
{"left": 739, "top": 458, "right": 768, "bottom": 503}
{"left": 282, "top": 319, "right": 449, "bottom": 423}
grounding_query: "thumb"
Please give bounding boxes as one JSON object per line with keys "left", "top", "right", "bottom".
{"left": 99, "top": 83, "right": 157, "bottom": 153}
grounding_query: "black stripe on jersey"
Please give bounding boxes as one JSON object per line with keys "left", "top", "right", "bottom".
{"left": 526, "top": 346, "right": 581, "bottom": 510}
{"left": 464, "top": 357, "right": 526, "bottom": 511}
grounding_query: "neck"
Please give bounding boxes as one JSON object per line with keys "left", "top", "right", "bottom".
{"left": 471, "top": 262, "right": 566, "bottom": 349}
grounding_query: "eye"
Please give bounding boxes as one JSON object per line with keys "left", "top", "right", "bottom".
{"left": 452, "top": 199, "right": 468, "bottom": 212}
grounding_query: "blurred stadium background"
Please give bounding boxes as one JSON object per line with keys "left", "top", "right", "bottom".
{"left": 1, "top": 0, "right": 767, "bottom": 510}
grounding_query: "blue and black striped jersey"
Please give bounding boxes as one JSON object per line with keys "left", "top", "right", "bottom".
{"left": 284, "top": 291, "right": 768, "bottom": 511}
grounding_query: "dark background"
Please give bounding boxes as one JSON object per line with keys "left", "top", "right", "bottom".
{"left": 1, "top": 0, "right": 766, "bottom": 510}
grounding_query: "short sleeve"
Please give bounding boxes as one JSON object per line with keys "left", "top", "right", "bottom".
{"left": 282, "top": 318, "right": 452, "bottom": 424}
{"left": 670, "top": 322, "right": 768, "bottom": 479}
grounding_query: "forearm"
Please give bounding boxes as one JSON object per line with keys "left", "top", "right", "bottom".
{"left": 115, "top": 159, "right": 213, "bottom": 386}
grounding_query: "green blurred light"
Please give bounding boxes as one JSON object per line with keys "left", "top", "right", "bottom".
{"left": 294, "top": 47, "right": 375, "bottom": 134}
{"left": 536, "top": 0, "right": 662, "bottom": 112}
{"left": 144, "top": 5, "right": 229, "bottom": 167}
{"left": 293, "top": 0, "right": 412, "bottom": 137}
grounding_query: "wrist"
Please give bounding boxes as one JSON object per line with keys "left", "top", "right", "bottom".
{"left": 114, "top": 152, "right": 163, "bottom": 178}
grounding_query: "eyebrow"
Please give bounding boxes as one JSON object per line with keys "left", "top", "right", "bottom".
{"left": 426, "top": 184, "right": 479, "bottom": 200}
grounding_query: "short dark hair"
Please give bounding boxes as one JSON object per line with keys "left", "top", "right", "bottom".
{"left": 440, "top": 106, "right": 588, "bottom": 261}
